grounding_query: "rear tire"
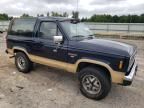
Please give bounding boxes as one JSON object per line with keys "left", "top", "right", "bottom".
{"left": 78, "top": 66, "right": 111, "bottom": 100}
{"left": 15, "top": 52, "right": 33, "bottom": 73}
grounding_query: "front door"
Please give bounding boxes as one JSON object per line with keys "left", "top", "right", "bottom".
{"left": 33, "top": 21, "right": 68, "bottom": 63}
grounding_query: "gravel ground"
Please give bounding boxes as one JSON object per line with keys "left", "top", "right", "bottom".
{"left": 0, "top": 33, "right": 144, "bottom": 108}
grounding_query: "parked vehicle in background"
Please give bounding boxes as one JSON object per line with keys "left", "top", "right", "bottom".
{"left": 6, "top": 17, "right": 138, "bottom": 100}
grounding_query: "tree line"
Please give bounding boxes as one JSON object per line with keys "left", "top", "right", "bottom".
{"left": 0, "top": 12, "right": 144, "bottom": 23}
{"left": 0, "top": 13, "right": 13, "bottom": 20}
{"left": 82, "top": 14, "right": 144, "bottom": 23}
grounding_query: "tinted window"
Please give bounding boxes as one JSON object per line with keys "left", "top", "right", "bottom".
{"left": 9, "top": 19, "right": 36, "bottom": 37}
{"left": 39, "top": 22, "right": 61, "bottom": 40}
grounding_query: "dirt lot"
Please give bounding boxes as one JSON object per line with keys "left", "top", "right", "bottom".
{"left": 0, "top": 33, "right": 144, "bottom": 108}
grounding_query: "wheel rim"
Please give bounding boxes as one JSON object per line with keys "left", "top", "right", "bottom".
{"left": 82, "top": 75, "right": 101, "bottom": 95}
{"left": 17, "top": 56, "right": 26, "bottom": 70}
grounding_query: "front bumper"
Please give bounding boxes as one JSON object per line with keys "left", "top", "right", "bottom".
{"left": 123, "top": 62, "right": 138, "bottom": 86}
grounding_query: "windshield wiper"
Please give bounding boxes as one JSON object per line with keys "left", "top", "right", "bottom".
{"left": 72, "top": 35, "right": 85, "bottom": 38}
{"left": 87, "top": 34, "right": 95, "bottom": 39}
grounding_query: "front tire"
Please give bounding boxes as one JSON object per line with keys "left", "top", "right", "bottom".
{"left": 78, "top": 66, "right": 111, "bottom": 100}
{"left": 15, "top": 52, "right": 33, "bottom": 73}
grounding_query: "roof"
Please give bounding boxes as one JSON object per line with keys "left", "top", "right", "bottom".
{"left": 13, "top": 17, "right": 77, "bottom": 22}
{"left": 37, "top": 17, "right": 74, "bottom": 21}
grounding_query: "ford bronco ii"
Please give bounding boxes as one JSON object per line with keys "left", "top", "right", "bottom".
{"left": 6, "top": 17, "right": 138, "bottom": 100}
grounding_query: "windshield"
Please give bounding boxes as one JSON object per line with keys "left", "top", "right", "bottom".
{"left": 60, "top": 21, "right": 94, "bottom": 40}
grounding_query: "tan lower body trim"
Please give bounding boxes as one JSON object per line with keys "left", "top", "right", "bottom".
{"left": 7, "top": 48, "right": 125, "bottom": 84}
{"left": 110, "top": 71, "right": 125, "bottom": 84}
{"left": 29, "top": 54, "right": 76, "bottom": 72}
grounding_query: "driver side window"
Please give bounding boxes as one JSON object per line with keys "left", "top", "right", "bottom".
{"left": 39, "top": 22, "right": 61, "bottom": 40}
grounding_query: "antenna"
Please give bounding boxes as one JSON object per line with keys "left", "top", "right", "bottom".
{"left": 76, "top": 0, "right": 79, "bottom": 36}
{"left": 77, "top": 0, "right": 78, "bottom": 13}
{"left": 77, "top": 0, "right": 79, "bottom": 19}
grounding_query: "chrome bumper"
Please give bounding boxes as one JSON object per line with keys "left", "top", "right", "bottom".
{"left": 123, "top": 62, "right": 138, "bottom": 85}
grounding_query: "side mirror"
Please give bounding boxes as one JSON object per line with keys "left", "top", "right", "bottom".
{"left": 54, "top": 36, "right": 63, "bottom": 44}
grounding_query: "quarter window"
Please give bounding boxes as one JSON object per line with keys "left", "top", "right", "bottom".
{"left": 10, "top": 19, "right": 36, "bottom": 37}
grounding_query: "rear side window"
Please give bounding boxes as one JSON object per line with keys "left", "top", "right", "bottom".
{"left": 9, "top": 19, "right": 36, "bottom": 37}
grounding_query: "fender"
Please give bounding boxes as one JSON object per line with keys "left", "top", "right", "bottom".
{"left": 13, "top": 46, "right": 29, "bottom": 56}
{"left": 75, "top": 59, "right": 125, "bottom": 83}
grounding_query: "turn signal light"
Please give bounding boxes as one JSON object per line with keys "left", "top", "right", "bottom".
{"left": 119, "top": 61, "right": 123, "bottom": 69}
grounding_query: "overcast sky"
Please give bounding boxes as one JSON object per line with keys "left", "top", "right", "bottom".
{"left": 0, "top": 0, "right": 144, "bottom": 17}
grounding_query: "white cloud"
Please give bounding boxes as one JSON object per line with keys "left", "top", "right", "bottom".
{"left": 0, "top": 0, "right": 144, "bottom": 17}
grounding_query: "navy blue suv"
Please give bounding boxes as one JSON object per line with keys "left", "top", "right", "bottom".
{"left": 6, "top": 17, "right": 138, "bottom": 100}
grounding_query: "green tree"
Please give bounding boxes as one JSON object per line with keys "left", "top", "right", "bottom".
{"left": 51, "top": 11, "right": 62, "bottom": 17}
{"left": 130, "top": 15, "right": 140, "bottom": 23}
{"left": 86, "top": 14, "right": 144, "bottom": 23}
{"left": 112, "top": 15, "right": 119, "bottom": 23}
{"left": 20, "top": 13, "right": 33, "bottom": 18}
{"left": 47, "top": 12, "right": 50, "bottom": 17}
{"left": 40, "top": 14, "right": 44, "bottom": 17}
{"left": 140, "top": 14, "right": 144, "bottom": 23}
{"left": 72, "top": 11, "right": 79, "bottom": 19}
{"left": 81, "top": 17, "right": 88, "bottom": 22}
{"left": 63, "top": 12, "right": 68, "bottom": 17}
{"left": 0, "top": 13, "right": 9, "bottom": 20}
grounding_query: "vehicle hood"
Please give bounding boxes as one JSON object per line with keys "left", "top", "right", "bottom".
{"left": 69, "top": 39, "right": 136, "bottom": 57}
